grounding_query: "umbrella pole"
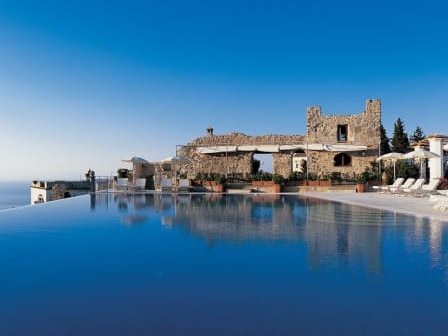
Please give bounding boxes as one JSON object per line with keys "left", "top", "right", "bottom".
{"left": 393, "top": 161, "right": 396, "bottom": 182}
{"left": 420, "top": 159, "right": 424, "bottom": 179}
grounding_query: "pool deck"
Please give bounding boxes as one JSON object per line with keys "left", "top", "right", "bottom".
{"left": 300, "top": 191, "right": 448, "bottom": 222}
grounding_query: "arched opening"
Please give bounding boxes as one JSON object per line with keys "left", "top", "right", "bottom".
{"left": 253, "top": 153, "right": 273, "bottom": 174}
{"left": 334, "top": 153, "right": 352, "bottom": 167}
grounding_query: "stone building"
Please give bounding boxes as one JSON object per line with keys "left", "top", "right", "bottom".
{"left": 176, "top": 99, "right": 382, "bottom": 180}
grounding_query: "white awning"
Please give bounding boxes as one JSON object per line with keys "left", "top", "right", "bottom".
{"left": 197, "top": 145, "right": 281, "bottom": 154}
{"left": 237, "top": 145, "right": 258, "bottom": 152}
{"left": 325, "top": 144, "right": 368, "bottom": 152}
{"left": 196, "top": 146, "right": 238, "bottom": 154}
{"left": 279, "top": 145, "right": 305, "bottom": 151}
{"left": 306, "top": 143, "right": 327, "bottom": 151}
{"left": 196, "top": 143, "right": 367, "bottom": 154}
{"left": 256, "top": 145, "right": 280, "bottom": 153}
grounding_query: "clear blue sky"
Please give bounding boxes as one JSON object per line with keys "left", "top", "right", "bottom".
{"left": 1, "top": 0, "right": 447, "bottom": 181}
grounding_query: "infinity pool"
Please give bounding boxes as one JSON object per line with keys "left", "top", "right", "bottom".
{"left": 1, "top": 193, "right": 447, "bottom": 335}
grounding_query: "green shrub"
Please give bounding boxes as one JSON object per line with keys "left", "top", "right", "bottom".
{"left": 214, "top": 174, "right": 227, "bottom": 184}
{"left": 355, "top": 171, "right": 370, "bottom": 184}
{"left": 329, "top": 172, "right": 342, "bottom": 183}
{"left": 288, "top": 171, "right": 304, "bottom": 181}
{"left": 384, "top": 160, "right": 419, "bottom": 182}
{"left": 272, "top": 174, "right": 285, "bottom": 184}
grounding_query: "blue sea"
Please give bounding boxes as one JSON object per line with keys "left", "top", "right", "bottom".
{"left": 0, "top": 181, "right": 30, "bottom": 211}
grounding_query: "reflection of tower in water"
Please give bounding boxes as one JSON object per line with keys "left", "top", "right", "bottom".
{"left": 305, "top": 198, "right": 384, "bottom": 275}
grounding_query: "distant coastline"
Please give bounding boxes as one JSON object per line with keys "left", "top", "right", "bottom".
{"left": 0, "top": 182, "right": 30, "bottom": 211}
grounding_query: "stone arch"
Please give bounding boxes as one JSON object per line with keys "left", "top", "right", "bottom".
{"left": 334, "top": 153, "right": 352, "bottom": 167}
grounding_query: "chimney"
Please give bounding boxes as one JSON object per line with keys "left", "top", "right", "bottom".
{"left": 206, "top": 126, "right": 214, "bottom": 136}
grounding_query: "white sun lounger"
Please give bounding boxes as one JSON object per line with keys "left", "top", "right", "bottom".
{"left": 115, "top": 178, "right": 129, "bottom": 191}
{"left": 398, "top": 178, "right": 425, "bottom": 195}
{"left": 378, "top": 177, "right": 405, "bottom": 193}
{"left": 160, "top": 178, "right": 172, "bottom": 192}
{"left": 132, "top": 178, "right": 146, "bottom": 191}
{"left": 408, "top": 178, "right": 441, "bottom": 197}
{"left": 388, "top": 178, "right": 415, "bottom": 193}
{"left": 177, "top": 179, "right": 190, "bottom": 192}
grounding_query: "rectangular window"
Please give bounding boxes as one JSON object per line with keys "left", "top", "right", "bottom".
{"left": 337, "top": 125, "right": 347, "bottom": 142}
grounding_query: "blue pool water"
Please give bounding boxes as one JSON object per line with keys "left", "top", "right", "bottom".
{"left": 0, "top": 193, "right": 448, "bottom": 335}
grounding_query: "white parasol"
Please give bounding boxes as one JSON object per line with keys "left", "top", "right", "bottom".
{"left": 162, "top": 156, "right": 189, "bottom": 164}
{"left": 376, "top": 152, "right": 405, "bottom": 181}
{"left": 121, "top": 157, "right": 149, "bottom": 182}
{"left": 121, "top": 156, "right": 149, "bottom": 164}
{"left": 404, "top": 148, "right": 440, "bottom": 178}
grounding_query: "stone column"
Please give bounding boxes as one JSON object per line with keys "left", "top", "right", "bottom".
{"left": 428, "top": 136, "right": 444, "bottom": 179}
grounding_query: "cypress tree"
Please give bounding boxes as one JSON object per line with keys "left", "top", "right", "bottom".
{"left": 379, "top": 122, "right": 391, "bottom": 155}
{"left": 391, "top": 118, "right": 409, "bottom": 153}
{"left": 410, "top": 125, "right": 425, "bottom": 144}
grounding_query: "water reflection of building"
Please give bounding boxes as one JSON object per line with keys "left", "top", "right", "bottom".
{"left": 89, "top": 193, "right": 448, "bottom": 276}
{"left": 172, "top": 194, "right": 307, "bottom": 243}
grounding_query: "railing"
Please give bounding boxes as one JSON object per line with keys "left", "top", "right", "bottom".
{"left": 94, "top": 176, "right": 115, "bottom": 192}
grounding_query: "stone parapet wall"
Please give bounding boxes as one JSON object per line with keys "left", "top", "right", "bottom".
{"left": 307, "top": 99, "right": 381, "bottom": 146}
{"left": 190, "top": 133, "right": 306, "bottom": 147}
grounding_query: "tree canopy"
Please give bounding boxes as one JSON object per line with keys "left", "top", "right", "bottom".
{"left": 410, "top": 125, "right": 425, "bottom": 144}
{"left": 379, "top": 122, "right": 391, "bottom": 155}
{"left": 391, "top": 118, "right": 410, "bottom": 153}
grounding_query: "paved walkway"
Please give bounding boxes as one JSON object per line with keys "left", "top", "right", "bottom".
{"left": 300, "top": 191, "right": 448, "bottom": 223}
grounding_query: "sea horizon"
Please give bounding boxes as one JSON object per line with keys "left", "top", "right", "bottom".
{"left": 0, "top": 181, "right": 31, "bottom": 211}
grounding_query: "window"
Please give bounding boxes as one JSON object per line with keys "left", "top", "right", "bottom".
{"left": 337, "top": 125, "right": 348, "bottom": 142}
{"left": 334, "top": 153, "right": 351, "bottom": 166}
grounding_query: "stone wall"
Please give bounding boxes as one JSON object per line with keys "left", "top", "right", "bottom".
{"left": 51, "top": 184, "right": 67, "bottom": 200}
{"left": 180, "top": 133, "right": 306, "bottom": 178}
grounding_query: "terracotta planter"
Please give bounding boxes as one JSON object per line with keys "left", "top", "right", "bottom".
{"left": 285, "top": 180, "right": 305, "bottom": 186}
{"left": 273, "top": 184, "right": 282, "bottom": 193}
{"left": 252, "top": 181, "right": 274, "bottom": 187}
{"left": 356, "top": 183, "right": 366, "bottom": 193}
{"left": 381, "top": 171, "right": 389, "bottom": 185}
{"left": 214, "top": 184, "right": 224, "bottom": 192}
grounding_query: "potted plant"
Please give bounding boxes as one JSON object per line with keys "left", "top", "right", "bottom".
{"left": 355, "top": 171, "right": 370, "bottom": 193}
{"left": 272, "top": 174, "right": 284, "bottom": 192}
{"left": 251, "top": 172, "right": 274, "bottom": 186}
{"left": 318, "top": 173, "right": 332, "bottom": 186}
{"left": 306, "top": 172, "right": 319, "bottom": 186}
{"left": 213, "top": 174, "right": 227, "bottom": 192}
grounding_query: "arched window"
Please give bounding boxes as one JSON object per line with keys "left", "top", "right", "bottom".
{"left": 334, "top": 153, "right": 352, "bottom": 166}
